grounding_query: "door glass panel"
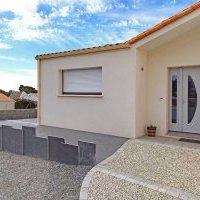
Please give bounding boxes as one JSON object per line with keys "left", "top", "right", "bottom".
{"left": 188, "top": 75, "right": 197, "bottom": 124}
{"left": 172, "top": 75, "right": 177, "bottom": 123}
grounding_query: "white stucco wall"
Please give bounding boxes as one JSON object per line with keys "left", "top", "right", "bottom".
{"left": 39, "top": 48, "right": 136, "bottom": 138}
{"left": 146, "top": 26, "right": 200, "bottom": 136}
{"left": 0, "top": 101, "right": 15, "bottom": 110}
{"left": 134, "top": 48, "right": 147, "bottom": 137}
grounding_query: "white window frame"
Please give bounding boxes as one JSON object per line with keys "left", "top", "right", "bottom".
{"left": 62, "top": 67, "right": 102, "bottom": 95}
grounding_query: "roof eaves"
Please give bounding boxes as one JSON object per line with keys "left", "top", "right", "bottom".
{"left": 35, "top": 43, "right": 130, "bottom": 60}
{"left": 126, "top": 1, "right": 200, "bottom": 45}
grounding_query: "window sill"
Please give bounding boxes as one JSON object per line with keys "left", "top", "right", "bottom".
{"left": 57, "top": 94, "right": 104, "bottom": 98}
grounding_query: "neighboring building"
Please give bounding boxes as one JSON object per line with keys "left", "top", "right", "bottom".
{"left": 10, "top": 91, "right": 27, "bottom": 101}
{"left": 0, "top": 93, "right": 15, "bottom": 110}
{"left": 36, "top": 2, "right": 200, "bottom": 138}
{"left": 23, "top": 93, "right": 38, "bottom": 102}
{"left": 10, "top": 91, "right": 38, "bottom": 103}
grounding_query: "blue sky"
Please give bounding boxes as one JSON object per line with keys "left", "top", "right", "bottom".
{"left": 0, "top": 0, "right": 197, "bottom": 91}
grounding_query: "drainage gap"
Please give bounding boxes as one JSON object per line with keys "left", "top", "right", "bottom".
{"left": 179, "top": 138, "right": 200, "bottom": 144}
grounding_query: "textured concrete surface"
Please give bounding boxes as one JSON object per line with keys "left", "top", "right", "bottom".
{"left": 83, "top": 137, "right": 200, "bottom": 200}
{"left": 88, "top": 172, "right": 180, "bottom": 200}
{"left": 0, "top": 151, "right": 91, "bottom": 200}
{"left": 103, "top": 139, "right": 200, "bottom": 197}
{"left": 0, "top": 118, "right": 37, "bottom": 129}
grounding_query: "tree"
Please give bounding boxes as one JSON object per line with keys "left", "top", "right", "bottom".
{"left": 19, "top": 85, "right": 37, "bottom": 94}
{"left": 0, "top": 89, "right": 9, "bottom": 96}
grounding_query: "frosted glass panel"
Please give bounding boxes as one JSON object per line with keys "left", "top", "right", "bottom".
{"left": 63, "top": 68, "right": 102, "bottom": 94}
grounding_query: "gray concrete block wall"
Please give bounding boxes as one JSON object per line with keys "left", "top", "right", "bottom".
{"left": 2, "top": 126, "right": 23, "bottom": 155}
{"left": 0, "top": 109, "right": 37, "bottom": 120}
{"left": 23, "top": 126, "right": 36, "bottom": 156}
{"left": 32, "top": 137, "right": 48, "bottom": 160}
{"left": 48, "top": 136, "right": 79, "bottom": 165}
{"left": 23, "top": 126, "right": 47, "bottom": 160}
{"left": 0, "top": 126, "right": 96, "bottom": 166}
{"left": 0, "top": 127, "right": 2, "bottom": 151}
{"left": 78, "top": 141, "right": 96, "bottom": 165}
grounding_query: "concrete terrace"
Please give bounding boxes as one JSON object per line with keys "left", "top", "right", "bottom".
{"left": 0, "top": 119, "right": 128, "bottom": 164}
{"left": 82, "top": 136, "right": 200, "bottom": 200}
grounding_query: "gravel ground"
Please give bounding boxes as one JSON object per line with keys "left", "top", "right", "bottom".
{"left": 88, "top": 172, "right": 180, "bottom": 200}
{"left": 103, "top": 140, "right": 200, "bottom": 196}
{"left": 0, "top": 151, "right": 91, "bottom": 200}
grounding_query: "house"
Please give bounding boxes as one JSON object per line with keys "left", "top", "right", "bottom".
{"left": 23, "top": 93, "right": 38, "bottom": 103}
{"left": 10, "top": 91, "right": 27, "bottom": 101}
{"left": 36, "top": 2, "right": 200, "bottom": 139}
{"left": 10, "top": 91, "right": 38, "bottom": 103}
{"left": 0, "top": 93, "right": 15, "bottom": 110}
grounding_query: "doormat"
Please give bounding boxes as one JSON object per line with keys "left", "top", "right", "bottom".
{"left": 179, "top": 138, "right": 200, "bottom": 144}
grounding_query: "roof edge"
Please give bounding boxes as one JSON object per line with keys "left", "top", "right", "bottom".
{"left": 36, "top": 43, "right": 130, "bottom": 60}
{"left": 126, "top": 1, "right": 200, "bottom": 45}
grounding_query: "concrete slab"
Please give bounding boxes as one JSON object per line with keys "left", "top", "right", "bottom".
{"left": 37, "top": 125, "right": 128, "bottom": 164}
{"left": 0, "top": 119, "right": 37, "bottom": 130}
{"left": 0, "top": 127, "right": 2, "bottom": 151}
{"left": 2, "top": 126, "right": 23, "bottom": 155}
{"left": 78, "top": 141, "right": 96, "bottom": 165}
{"left": 48, "top": 136, "right": 79, "bottom": 165}
{"left": 23, "top": 126, "right": 36, "bottom": 156}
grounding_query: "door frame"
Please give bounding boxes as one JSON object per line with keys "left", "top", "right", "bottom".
{"left": 168, "top": 65, "right": 200, "bottom": 133}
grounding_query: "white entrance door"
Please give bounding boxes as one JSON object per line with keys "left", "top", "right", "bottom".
{"left": 169, "top": 67, "right": 200, "bottom": 134}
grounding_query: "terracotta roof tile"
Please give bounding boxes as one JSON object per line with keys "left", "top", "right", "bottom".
{"left": 35, "top": 43, "right": 130, "bottom": 60}
{"left": 36, "top": 1, "right": 200, "bottom": 60}
{"left": 0, "top": 93, "right": 15, "bottom": 102}
{"left": 126, "top": 1, "right": 200, "bottom": 45}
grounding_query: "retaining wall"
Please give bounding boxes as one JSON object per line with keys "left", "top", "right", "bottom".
{"left": 0, "top": 126, "right": 96, "bottom": 166}
{"left": 0, "top": 109, "right": 37, "bottom": 120}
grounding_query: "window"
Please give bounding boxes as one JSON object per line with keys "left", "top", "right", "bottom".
{"left": 62, "top": 67, "right": 102, "bottom": 95}
{"left": 172, "top": 75, "right": 177, "bottom": 123}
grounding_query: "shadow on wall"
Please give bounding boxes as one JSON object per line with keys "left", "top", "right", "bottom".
{"left": 0, "top": 126, "right": 96, "bottom": 166}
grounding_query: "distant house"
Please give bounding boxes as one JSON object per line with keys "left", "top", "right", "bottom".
{"left": 10, "top": 91, "right": 38, "bottom": 103}
{"left": 0, "top": 93, "right": 15, "bottom": 110}
{"left": 10, "top": 91, "right": 27, "bottom": 101}
{"left": 23, "top": 93, "right": 38, "bottom": 102}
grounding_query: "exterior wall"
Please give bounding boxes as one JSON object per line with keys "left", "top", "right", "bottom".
{"left": 146, "top": 26, "right": 200, "bottom": 136}
{"left": 39, "top": 48, "right": 136, "bottom": 138}
{"left": 0, "top": 109, "right": 37, "bottom": 120}
{"left": 0, "top": 101, "right": 15, "bottom": 110}
{"left": 134, "top": 49, "right": 147, "bottom": 137}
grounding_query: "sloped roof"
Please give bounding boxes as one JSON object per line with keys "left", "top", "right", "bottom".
{"left": 0, "top": 93, "right": 15, "bottom": 102}
{"left": 36, "top": 1, "right": 200, "bottom": 60}
{"left": 9, "top": 91, "right": 22, "bottom": 100}
{"left": 126, "top": 1, "right": 200, "bottom": 45}
{"left": 35, "top": 43, "right": 130, "bottom": 60}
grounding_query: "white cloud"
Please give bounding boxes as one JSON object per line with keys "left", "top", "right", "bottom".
{"left": 83, "top": 0, "right": 111, "bottom": 14}
{"left": 0, "top": 41, "right": 12, "bottom": 49}
{"left": 111, "top": 18, "right": 139, "bottom": 27}
{"left": 0, "top": 0, "right": 40, "bottom": 17}
{"left": 0, "top": 69, "right": 37, "bottom": 91}
{"left": 0, "top": 0, "right": 111, "bottom": 42}
{"left": 50, "top": 6, "right": 71, "bottom": 18}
